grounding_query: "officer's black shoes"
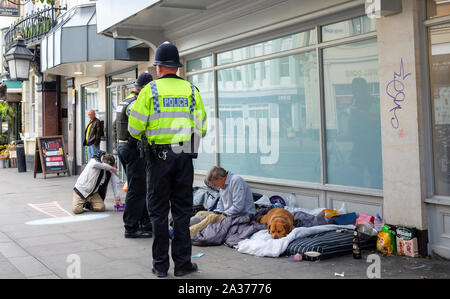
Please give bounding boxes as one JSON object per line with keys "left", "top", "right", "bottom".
{"left": 124, "top": 230, "right": 152, "bottom": 238}
{"left": 152, "top": 268, "right": 168, "bottom": 278}
{"left": 174, "top": 263, "right": 198, "bottom": 277}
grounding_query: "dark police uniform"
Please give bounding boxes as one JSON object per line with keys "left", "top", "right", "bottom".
{"left": 116, "top": 91, "right": 151, "bottom": 237}
{"left": 128, "top": 42, "right": 207, "bottom": 277}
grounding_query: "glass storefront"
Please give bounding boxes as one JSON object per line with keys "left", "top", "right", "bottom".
{"left": 186, "top": 15, "right": 381, "bottom": 190}
{"left": 217, "top": 52, "right": 321, "bottom": 182}
{"left": 323, "top": 39, "right": 381, "bottom": 189}
{"left": 106, "top": 68, "right": 137, "bottom": 181}
{"left": 106, "top": 68, "right": 137, "bottom": 153}
{"left": 429, "top": 24, "right": 450, "bottom": 196}
{"left": 81, "top": 81, "right": 99, "bottom": 164}
{"left": 187, "top": 71, "right": 216, "bottom": 171}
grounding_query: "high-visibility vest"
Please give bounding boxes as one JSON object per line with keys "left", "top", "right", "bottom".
{"left": 128, "top": 77, "right": 207, "bottom": 145}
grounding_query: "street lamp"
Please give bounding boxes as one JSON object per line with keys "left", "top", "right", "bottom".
{"left": 4, "top": 36, "right": 34, "bottom": 81}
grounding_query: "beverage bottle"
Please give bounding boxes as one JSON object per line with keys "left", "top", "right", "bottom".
{"left": 353, "top": 230, "right": 362, "bottom": 259}
{"left": 374, "top": 212, "right": 384, "bottom": 232}
{"left": 288, "top": 192, "right": 296, "bottom": 208}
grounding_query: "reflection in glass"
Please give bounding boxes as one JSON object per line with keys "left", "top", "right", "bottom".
{"left": 83, "top": 82, "right": 99, "bottom": 131}
{"left": 188, "top": 72, "right": 216, "bottom": 170}
{"left": 187, "top": 56, "right": 213, "bottom": 72}
{"left": 82, "top": 82, "right": 99, "bottom": 164}
{"left": 322, "top": 15, "right": 375, "bottom": 42}
{"left": 430, "top": 25, "right": 450, "bottom": 196}
{"left": 217, "top": 51, "right": 321, "bottom": 182}
{"left": 323, "top": 39, "right": 382, "bottom": 189}
{"left": 427, "top": 0, "right": 450, "bottom": 19}
{"left": 217, "top": 29, "right": 317, "bottom": 65}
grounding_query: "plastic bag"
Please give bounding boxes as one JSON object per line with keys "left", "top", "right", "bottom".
{"left": 382, "top": 225, "right": 397, "bottom": 253}
{"left": 318, "top": 209, "right": 339, "bottom": 218}
{"left": 355, "top": 214, "right": 375, "bottom": 226}
{"left": 377, "top": 224, "right": 397, "bottom": 255}
{"left": 396, "top": 226, "right": 419, "bottom": 257}
{"left": 337, "top": 202, "right": 347, "bottom": 215}
{"left": 377, "top": 231, "right": 393, "bottom": 255}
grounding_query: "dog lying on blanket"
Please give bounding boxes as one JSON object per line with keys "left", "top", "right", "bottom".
{"left": 258, "top": 208, "right": 295, "bottom": 239}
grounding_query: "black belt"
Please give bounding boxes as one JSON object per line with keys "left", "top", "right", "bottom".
{"left": 119, "top": 138, "right": 138, "bottom": 145}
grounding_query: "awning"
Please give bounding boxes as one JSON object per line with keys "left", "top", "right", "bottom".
{"left": 3, "top": 80, "right": 22, "bottom": 103}
{"left": 5, "top": 81, "right": 22, "bottom": 93}
{"left": 41, "top": 4, "right": 149, "bottom": 76}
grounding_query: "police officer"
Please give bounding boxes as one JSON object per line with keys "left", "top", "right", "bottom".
{"left": 128, "top": 42, "right": 207, "bottom": 277}
{"left": 116, "top": 72, "right": 153, "bottom": 238}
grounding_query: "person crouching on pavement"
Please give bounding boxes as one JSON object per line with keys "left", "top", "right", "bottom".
{"left": 72, "top": 151, "right": 122, "bottom": 214}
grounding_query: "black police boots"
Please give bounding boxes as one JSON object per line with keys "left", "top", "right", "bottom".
{"left": 174, "top": 263, "right": 198, "bottom": 277}
{"left": 124, "top": 230, "right": 152, "bottom": 239}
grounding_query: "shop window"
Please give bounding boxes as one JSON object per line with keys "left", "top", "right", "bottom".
{"left": 217, "top": 28, "right": 317, "bottom": 65}
{"left": 323, "top": 38, "right": 382, "bottom": 189}
{"left": 322, "top": 15, "right": 375, "bottom": 42}
{"left": 279, "top": 56, "right": 290, "bottom": 77}
{"left": 427, "top": 0, "right": 450, "bottom": 19}
{"left": 81, "top": 81, "right": 99, "bottom": 164}
{"left": 187, "top": 55, "right": 213, "bottom": 72}
{"left": 429, "top": 24, "right": 450, "bottom": 196}
{"left": 217, "top": 51, "right": 321, "bottom": 182}
{"left": 188, "top": 72, "right": 216, "bottom": 171}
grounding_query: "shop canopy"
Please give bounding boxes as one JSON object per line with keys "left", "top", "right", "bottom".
{"left": 40, "top": 4, "right": 149, "bottom": 77}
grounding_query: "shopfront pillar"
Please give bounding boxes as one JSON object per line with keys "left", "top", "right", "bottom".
{"left": 376, "top": 0, "right": 429, "bottom": 239}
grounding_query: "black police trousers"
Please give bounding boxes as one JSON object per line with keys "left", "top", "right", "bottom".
{"left": 146, "top": 148, "right": 194, "bottom": 274}
{"left": 117, "top": 143, "right": 151, "bottom": 232}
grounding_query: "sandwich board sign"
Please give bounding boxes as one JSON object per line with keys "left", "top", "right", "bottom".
{"left": 34, "top": 135, "right": 70, "bottom": 179}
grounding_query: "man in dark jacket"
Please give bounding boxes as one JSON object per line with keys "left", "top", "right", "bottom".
{"left": 84, "top": 110, "right": 102, "bottom": 161}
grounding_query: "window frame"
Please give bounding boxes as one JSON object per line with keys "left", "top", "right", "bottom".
{"left": 185, "top": 14, "right": 381, "bottom": 197}
{"left": 424, "top": 3, "right": 450, "bottom": 204}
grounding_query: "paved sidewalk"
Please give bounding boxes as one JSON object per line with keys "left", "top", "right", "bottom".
{"left": 0, "top": 167, "right": 449, "bottom": 279}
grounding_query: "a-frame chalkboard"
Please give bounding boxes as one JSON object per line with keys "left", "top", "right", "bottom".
{"left": 34, "top": 135, "right": 71, "bottom": 179}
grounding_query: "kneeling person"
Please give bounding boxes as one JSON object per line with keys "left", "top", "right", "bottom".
{"left": 72, "top": 152, "right": 121, "bottom": 214}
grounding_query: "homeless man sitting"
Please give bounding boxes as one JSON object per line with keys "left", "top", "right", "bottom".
{"left": 190, "top": 166, "right": 256, "bottom": 236}
{"left": 72, "top": 151, "right": 122, "bottom": 214}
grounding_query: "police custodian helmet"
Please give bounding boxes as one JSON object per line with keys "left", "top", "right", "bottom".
{"left": 134, "top": 72, "right": 153, "bottom": 90}
{"left": 153, "top": 41, "right": 183, "bottom": 68}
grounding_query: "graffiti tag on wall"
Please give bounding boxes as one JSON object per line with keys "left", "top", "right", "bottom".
{"left": 385, "top": 58, "right": 412, "bottom": 129}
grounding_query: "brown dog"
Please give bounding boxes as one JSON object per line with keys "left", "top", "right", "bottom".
{"left": 258, "top": 208, "right": 295, "bottom": 239}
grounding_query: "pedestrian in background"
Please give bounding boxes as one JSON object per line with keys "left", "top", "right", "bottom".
{"left": 116, "top": 72, "right": 153, "bottom": 239}
{"left": 83, "top": 110, "right": 102, "bottom": 161}
{"left": 128, "top": 42, "right": 207, "bottom": 278}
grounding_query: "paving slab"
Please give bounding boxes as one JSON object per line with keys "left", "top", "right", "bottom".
{"left": 0, "top": 168, "right": 450, "bottom": 280}
{"left": 8, "top": 256, "right": 55, "bottom": 278}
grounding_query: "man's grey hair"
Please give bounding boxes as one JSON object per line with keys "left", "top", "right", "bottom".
{"left": 206, "top": 166, "right": 227, "bottom": 181}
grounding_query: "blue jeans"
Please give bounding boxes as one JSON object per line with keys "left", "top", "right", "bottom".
{"left": 87, "top": 145, "right": 99, "bottom": 161}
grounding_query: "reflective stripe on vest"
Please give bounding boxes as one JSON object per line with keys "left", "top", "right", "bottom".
{"left": 150, "top": 81, "right": 160, "bottom": 113}
{"left": 189, "top": 83, "right": 196, "bottom": 114}
{"left": 146, "top": 127, "right": 194, "bottom": 136}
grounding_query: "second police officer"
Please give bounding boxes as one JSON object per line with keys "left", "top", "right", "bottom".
{"left": 128, "top": 42, "right": 207, "bottom": 277}
{"left": 116, "top": 72, "right": 153, "bottom": 239}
